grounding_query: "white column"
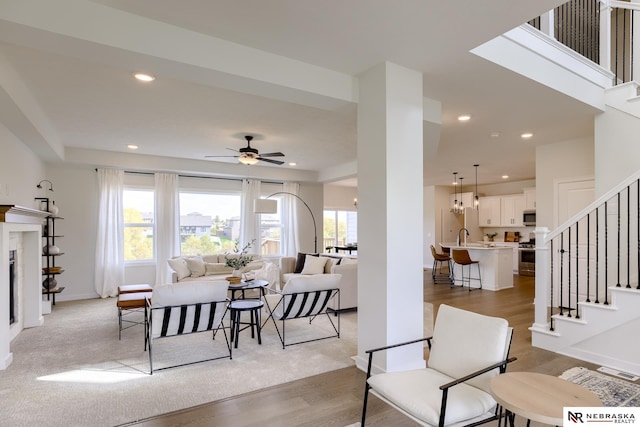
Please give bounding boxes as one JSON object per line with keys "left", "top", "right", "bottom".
{"left": 633, "top": 9, "right": 640, "bottom": 80}
{"left": 600, "top": 2, "right": 612, "bottom": 74}
{"left": 533, "top": 227, "right": 550, "bottom": 329}
{"left": 540, "top": 10, "right": 555, "bottom": 39}
{"left": 355, "top": 62, "right": 425, "bottom": 373}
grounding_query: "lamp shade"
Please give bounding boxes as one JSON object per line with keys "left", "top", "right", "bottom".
{"left": 254, "top": 198, "right": 278, "bottom": 214}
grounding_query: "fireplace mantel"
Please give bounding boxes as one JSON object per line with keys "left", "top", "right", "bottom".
{"left": 0, "top": 205, "right": 49, "bottom": 224}
{"left": 0, "top": 207, "right": 46, "bottom": 369}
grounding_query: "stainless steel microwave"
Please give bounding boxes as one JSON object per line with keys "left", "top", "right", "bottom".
{"left": 523, "top": 209, "right": 536, "bottom": 226}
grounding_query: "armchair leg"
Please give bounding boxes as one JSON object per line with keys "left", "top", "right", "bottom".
{"left": 361, "top": 384, "right": 370, "bottom": 426}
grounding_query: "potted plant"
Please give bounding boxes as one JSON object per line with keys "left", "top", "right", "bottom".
{"left": 485, "top": 232, "right": 498, "bottom": 242}
{"left": 224, "top": 239, "right": 255, "bottom": 278}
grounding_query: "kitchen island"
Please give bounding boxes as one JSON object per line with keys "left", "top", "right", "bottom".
{"left": 440, "top": 243, "right": 514, "bottom": 291}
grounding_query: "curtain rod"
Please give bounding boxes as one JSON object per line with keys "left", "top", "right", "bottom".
{"left": 94, "top": 168, "right": 283, "bottom": 185}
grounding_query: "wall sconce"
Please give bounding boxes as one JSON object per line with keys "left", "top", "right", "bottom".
{"left": 353, "top": 198, "right": 358, "bottom": 209}
{"left": 37, "top": 180, "right": 54, "bottom": 192}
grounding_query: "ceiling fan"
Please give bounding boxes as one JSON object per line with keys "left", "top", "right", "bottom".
{"left": 205, "top": 135, "right": 285, "bottom": 165}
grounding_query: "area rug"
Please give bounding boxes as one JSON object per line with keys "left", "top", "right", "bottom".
{"left": 560, "top": 366, "right": 640, "bottom": 407}
{"left": 0, "top": 298, "right": 357, "bottom": 427}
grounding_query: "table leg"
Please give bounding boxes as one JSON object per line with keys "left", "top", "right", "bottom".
{"left": 256, "top": 308, "right": 262, "bottom": 344}
{"left": 234, "top": 310, "right": 240, "bottom": 349}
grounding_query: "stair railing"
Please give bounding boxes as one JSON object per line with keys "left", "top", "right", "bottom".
{"left": 528, "top": 0, "right": 640, "bottom": 86}
{"left": 535, "top": 170, "right": 640, "bottom": 331}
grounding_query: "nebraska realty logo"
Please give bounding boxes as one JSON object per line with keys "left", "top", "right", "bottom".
{"left": 564, "top": 408, "right": 639, "bottom": 426}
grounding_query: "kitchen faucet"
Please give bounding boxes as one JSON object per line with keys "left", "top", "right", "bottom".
{"left": 457, "top": 228, "right": 470, "bottom": 246}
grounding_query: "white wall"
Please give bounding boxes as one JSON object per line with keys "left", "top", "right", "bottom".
{"left": 595, "top": 106, "right": 640, "bottom": 196}
{"left": 0, "top": 124, "right": 46, "bottom": 207}
{"left": 47, "top": 165, "right": 99, "bottom": 300}
{"left": 536, "top": 136, "right": 594, "bottom": 230}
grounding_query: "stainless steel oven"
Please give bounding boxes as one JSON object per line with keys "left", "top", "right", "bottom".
{"left": 518, "top": 243, "right": 535, "bottom": 276}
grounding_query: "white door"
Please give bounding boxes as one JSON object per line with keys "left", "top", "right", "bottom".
{"left": 556, "top": 179, "right": 595, "bottom": 226}
{"left": 555, "top": 178, "right": 595, "bottom": 303}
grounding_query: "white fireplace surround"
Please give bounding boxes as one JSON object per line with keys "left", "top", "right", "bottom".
{"left": 0, "top": 205, "right": 49, "bottom": 370}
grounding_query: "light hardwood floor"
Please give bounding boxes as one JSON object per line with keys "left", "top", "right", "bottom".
{"left": 121, "top": 272, "right": 601, "bottom": 427}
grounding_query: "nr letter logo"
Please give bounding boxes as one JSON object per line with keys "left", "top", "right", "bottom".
{"left": 568, "top": 412, "right": 584, "bottom": 423}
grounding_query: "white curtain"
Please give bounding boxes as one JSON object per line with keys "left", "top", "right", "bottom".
{"left": 155, "top": 173, "right": 180, "bottom": 285}
{"left": 95, "top": 169, "right": 124, "bottom": 298}
{"left": 240, "top": 179, "right": 261, "bottom": 251}
{"left": 282, "top": 182, "right": 300, "bottom": 256}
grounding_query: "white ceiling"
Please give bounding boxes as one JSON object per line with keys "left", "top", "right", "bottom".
{"left": 0, "top": 0, "right": 597, "bottom": 187}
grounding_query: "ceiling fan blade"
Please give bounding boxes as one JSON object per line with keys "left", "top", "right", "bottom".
{"left": 226, "top": 147, "right": 240, "bottom": 153}
{"left": 204, "top": 155, "right": 240, "bottom": 158}
{"left": 258, "top": 152, "right": 285, "bottom": 157}
{"left": 258, "top": 157, "right": 284, "bottom": 165}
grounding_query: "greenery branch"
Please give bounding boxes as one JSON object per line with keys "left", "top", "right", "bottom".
{"left": 224, "top": 239, "right": 255, "bottom": 270}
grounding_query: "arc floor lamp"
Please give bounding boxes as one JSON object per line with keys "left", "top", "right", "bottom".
{"left": 253, "top": 192, "right": 318, "bottom": 253}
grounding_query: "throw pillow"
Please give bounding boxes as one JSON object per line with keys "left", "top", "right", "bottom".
{"left": 185, "top": 256, "right": 206, "bottom": 277}
{"left": 322, "top": 256, "right": 338, "bottom": 274}
{"left": 340, "top": 257, "right": 357, "bottom": 265}
{"left": 167, "top": 257, "right": 191, "bottom": 281}
{"left": 300, "top": 254, "right": 327, "bottom": 275}
{"left": 294, "top": 252, "right": 319, "bottom": 273}
{"left": 205, "top": 262, "right": 233, "bottom": 275}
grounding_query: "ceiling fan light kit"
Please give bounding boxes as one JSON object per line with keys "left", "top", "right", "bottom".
{"left": 205, "top": 135, "right": 285, "bottom": 166}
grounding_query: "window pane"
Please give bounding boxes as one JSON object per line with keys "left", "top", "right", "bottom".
{"left": 323, "top": 210, "right": 337, "bottom": 248}
{"left": 259, "top": 198, "right": 282, "bottom": 255}
{"left": 123, "top": 189, "right": 154, "bottom": 261}
{"left": 179, "top": 192, "right": 241, "bottom": 255}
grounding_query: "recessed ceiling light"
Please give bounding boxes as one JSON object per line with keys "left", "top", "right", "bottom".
{"left": 521, "top": 133, "right": 533, "bottom": 139}
{"left": 458, "top": 115, "right": 471, "bottom": 122}
{"left": 490, "top": 132, "right": 500, "bottom": 138}
{"left": 127, "top": 144, "right": 138, "bottom": 150}
{"left": 502, "top": 175, "right": 509, "bottom": 179}
{"left": 134, "top": 73, "right": 155, "bottom": 82}
{"left": 288, "top": 162, "right": 297, "bottom": 166}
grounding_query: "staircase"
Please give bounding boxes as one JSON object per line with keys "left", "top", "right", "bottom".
{"left": 530, "top": 114, "right": 640, "bottom": 374}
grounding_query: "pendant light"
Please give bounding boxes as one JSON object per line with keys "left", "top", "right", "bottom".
{"left": 474, "top": 164, "right": 480, "bottom": 209}
{"left": 459, "top": 177, "right": 464, "bottom": 212}
{"left": 452, "top": 172, "right": 458, "bottom": 212}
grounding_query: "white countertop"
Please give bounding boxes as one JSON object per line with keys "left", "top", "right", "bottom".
{"left": 440, "top": 242, "right": 513, "bottom": 250}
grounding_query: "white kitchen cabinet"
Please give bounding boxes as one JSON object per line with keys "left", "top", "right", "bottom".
{"left": 478, "top": 196, "right": 501, "bottom": 226}
{"left": 524, "top": 187, "right": 536, "bottom": 210}
{"left": 501, "top": 195, "right": 525, "bottom": 226}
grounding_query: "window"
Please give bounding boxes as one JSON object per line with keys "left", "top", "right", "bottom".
{"left": 323, "top": 210, "right": 357, "bottom": 249}
{"left": 123, "top": 189, "right": 155, "bottom": 261}
{"left": 258, "top": 198, "right": 283, "bottom": 255}
{"left": 179, "top": 192, "right": 241, "bottom": 256}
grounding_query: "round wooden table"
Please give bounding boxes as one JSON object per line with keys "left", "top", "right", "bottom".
{"left": 490, "top": 372, "right": 602, "bottom": 426}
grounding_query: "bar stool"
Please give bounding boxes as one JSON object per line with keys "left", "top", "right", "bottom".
{"left": 451, "top": 249, "right": 482, "bottom": 291}
{"left": 430, "top": 245, "right": 452, "bottom": 284}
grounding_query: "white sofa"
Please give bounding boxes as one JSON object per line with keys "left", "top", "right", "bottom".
{"left": 168, "top": 254, "right": 267, "bottom": 283}
{"left": 279, "top": 254, "right": 357, "bottom": 311}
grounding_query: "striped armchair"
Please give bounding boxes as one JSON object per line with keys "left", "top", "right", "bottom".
{"left": 146, "top": 281, "right": 232, "bottom": 374}
{"left": 263, "top": 274, "right": 341, "bottom": 349}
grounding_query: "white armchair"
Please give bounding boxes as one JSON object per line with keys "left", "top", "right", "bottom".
{"left": 361, "top": 304, "right": 515, "bottom": 426}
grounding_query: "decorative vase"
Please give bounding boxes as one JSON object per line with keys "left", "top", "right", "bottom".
{"left": 48, "top": 202, "right": 59, "bottom": 216}
{"left": 232, "top": 269, "right": 243, "bottom": 278}
{"left": 43, "top": 245, "right": 60, "bottom": 255}
{"left": 42, "top": 277, "right": 57, "bottom": 290}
